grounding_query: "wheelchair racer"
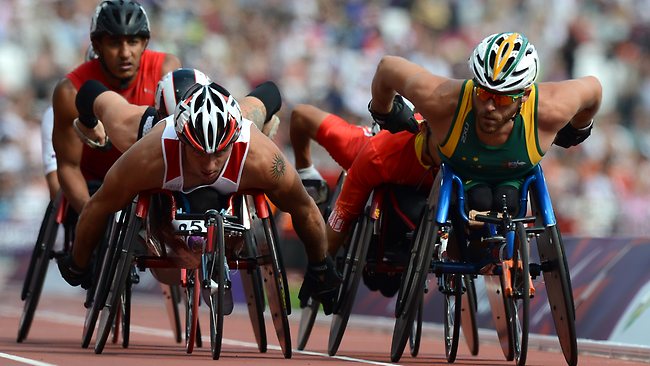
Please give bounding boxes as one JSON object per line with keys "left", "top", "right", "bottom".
{"left": 290, "top": 103, "right": 439, "bottom": 300}
{"left": 58, "top": 80, "right": 340, "bottom": 315}
{"left": 369, "top": 32, "right": 602, "bottom": 220}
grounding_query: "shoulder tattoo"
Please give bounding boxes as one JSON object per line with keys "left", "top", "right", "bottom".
{"left": 270, "top": 154, "right": 286, "bottom": 180}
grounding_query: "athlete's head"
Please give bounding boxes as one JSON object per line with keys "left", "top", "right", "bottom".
{"left": 90, "top": 0, "right": 151, "bottom": 87}
{"left": 469, "top": 32, "right": 539, "bottom": 93}
{"left": 90, "top": 0, "right": 150, "bottom": 41}
{"left": 174, "top": 82, "right": 242, "bottom": 154}
{"left": 155, "top": 68, "right": 211, "bottom": 119}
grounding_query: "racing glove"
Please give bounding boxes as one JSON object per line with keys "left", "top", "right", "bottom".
{"left": 553, "top": 120, "right": 593, "bottom": 148}
{"left": 368, "top": 95, "right": 420, "bottom": 134}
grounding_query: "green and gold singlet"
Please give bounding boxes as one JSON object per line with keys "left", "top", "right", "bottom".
{"left": 437, "top": 79, "right": 543, "bottom": 189}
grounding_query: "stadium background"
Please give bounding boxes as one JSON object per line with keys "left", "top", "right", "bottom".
{"left": 0, "top": 0, "right": 649, "bottom": 349}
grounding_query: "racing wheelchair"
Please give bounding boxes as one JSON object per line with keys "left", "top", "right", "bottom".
{"left": 296, "top": 173, "right": 479, "bottom": 359}
{"left": 85, "top": 187, "right": 291, "bottom": 360}
{"left": 16, "top": 190, "right": 76, "bottom": 343}
{"left": 390, "top": 163, "right": 577, "bottom": 366}
{"left": 16, "top": 185, "right": 185, "bottom": 347}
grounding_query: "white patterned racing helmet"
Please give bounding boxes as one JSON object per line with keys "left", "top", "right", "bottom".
{"left": 469, "top": 32, "right": 539, "bottom": 92}
{"left": 174, "top": 82, "right": 242, "bottom": 154}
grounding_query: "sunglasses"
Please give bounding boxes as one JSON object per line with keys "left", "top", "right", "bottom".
{"left": 474, "top": 86, "right": 524, "bottom": 107}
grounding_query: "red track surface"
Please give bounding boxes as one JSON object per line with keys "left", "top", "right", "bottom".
{"left": 2, "top": 285, "right": 648, "bottom": 366}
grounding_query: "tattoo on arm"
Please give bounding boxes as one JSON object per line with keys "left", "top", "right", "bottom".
{"left": 270, "top": 154, "right": 286, "bottom": 180}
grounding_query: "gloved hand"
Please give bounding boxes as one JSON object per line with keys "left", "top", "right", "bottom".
{"left": 57, "top": 253, "right": 92, "bottom": 289}
{"left": 368, "top": 95, "right": 420, "bottom": 134}
{"left": 298, "top": 256, "right": 342, "bottom": 315}
{"left": 553, "top": 120, "right": 593, "bottom": 148}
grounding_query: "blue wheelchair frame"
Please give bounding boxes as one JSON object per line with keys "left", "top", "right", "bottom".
{"left": 391, "top": 162, "right": 577, "bottom": 366}
{"left": 432, "top": 163, "right": 554, "bottom": 275}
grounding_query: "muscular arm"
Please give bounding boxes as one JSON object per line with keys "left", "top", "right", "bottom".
{"left": 536, "top": 76, "right": 602, "bottom": 149}
{"left": 72, "top": 129, "right": 165, "bottom": 268}
{"left": 93, "top": 91, "right": 149, "bottom": 152}
{"left": 241, "top": 128, "right": 328, "bottom": 262}
{"left": 52, "top": 78, "right": 89, "bottom": 213}
{"left": 370, "top": 55, "right": 461, "bottom": 144}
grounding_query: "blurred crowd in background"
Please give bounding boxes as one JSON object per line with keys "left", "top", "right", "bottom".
{"left": 1, "top": 0, "right": 650, "bottom": 246}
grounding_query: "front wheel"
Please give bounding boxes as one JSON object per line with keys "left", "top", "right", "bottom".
{"left": 184, "top": 269, "right": 200, "bottom": 354}
{"left": 207, "top": 214, "right": 226, "bottom": 360}
{"left": 511, "top": 222, "right": 530, "bottom": 366}
{"left": 443, "top": 273, "right": 463, "bottom": 363}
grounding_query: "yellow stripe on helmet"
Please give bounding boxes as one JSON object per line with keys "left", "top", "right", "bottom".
{"left": 491, "top": 33, "right": 520, "bottom": 81}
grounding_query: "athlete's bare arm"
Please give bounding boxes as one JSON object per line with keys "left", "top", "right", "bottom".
{"left": 72, "top": 123, "right": 166, "bottom": 267}
{"left": 92, "top": 91, "right": 149, "bottom": 152}
{"left": 370, "top": 55, "right": 463, "bottom": 145}
{"left": 535, "top": 76, "right": 602, "bottom": 150}
{"left": 289, "top": 104, "right": 329, "bottom": 169}
{"left": 240, "top": 127, "right": 328, "bottom": 262}
{"left": 52, "top": 78, "right": 89, "bottom": 213}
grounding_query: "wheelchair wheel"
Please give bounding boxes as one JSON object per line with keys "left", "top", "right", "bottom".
{"left": 536, "top": 224, "right": 577, "bottom": 366}
{"left": 485, "top": 274, "right": 514, "bottom": 361}
{"left": 184, "top": 269, "right": 200, "bottom": 354}
{"left": 240, "top": 229, "right": 267, "bottom": 353}
{"left": 461, "top": 275, "right": 479, "bottom": 356}
{"left": 328, "top": 215, "right": 372, "bottom": 356}
{"left": 511, "top": 222, "right": 530, "bottom": 366}
{"left": 443, "top": 273, "right": 463, "bottom": 363}
{"left": 17, "top": 197, "right": 61, "bottom": 343}
{"left": 251, "top": 199, "right": 291, "bottom": 359}
{"left": 391, "top": 205, "right": 437, "bottom": 362}
{"left": 82, "top": 210, "right": 124, "bottom": 348}
{"left": 162, "top": 284, "right": 183, "bottom": 343}
{"left": 120, "top": 271, "right": 133, "bottom": 348}
{"left": 297, "top": 297, "right": 319, "bottom": 351}
{"left": 94, "top": 203, "right": 139, "bottom": 354}
{"left": 408, "top": 294, "right": 423, "bottom": 357}
{"left": 206, "top": 213, "right": 226, "bottom": 360}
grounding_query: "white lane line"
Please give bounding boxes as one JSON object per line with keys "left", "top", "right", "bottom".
{"left": 0, "top": 352, "right": 57, "bottom": 366}
{"left": 1, "top": 306, "right": 400, "bottom": 366}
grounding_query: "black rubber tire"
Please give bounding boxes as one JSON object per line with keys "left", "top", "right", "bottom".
{"left": 94, "top": 203, "right": 139, "bottom": 354}
{"left": 17, "top": 198, "right": 60, "bottom": 343}
{"left": 390, "top": 204, "right": 437, "bottom": 362}
{"left": 328, "top": 215, "right": 372, "bottom": 356}
{"left": 208, "top": 214, "right": 226, "bottom": 360}
{"left": 443, "top": 273, "right": 463, "bottom": 363}
{"left": 512, "top": 222, "right": 530, "bottom": 366}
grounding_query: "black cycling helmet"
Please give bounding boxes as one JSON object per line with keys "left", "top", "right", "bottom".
{"left": 90, "top": 0, "right": 150, "bottom": 41}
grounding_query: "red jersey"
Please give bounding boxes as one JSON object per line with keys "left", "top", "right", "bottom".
{"left": 66, "top": 49, "right": 166, "bottom": 181}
